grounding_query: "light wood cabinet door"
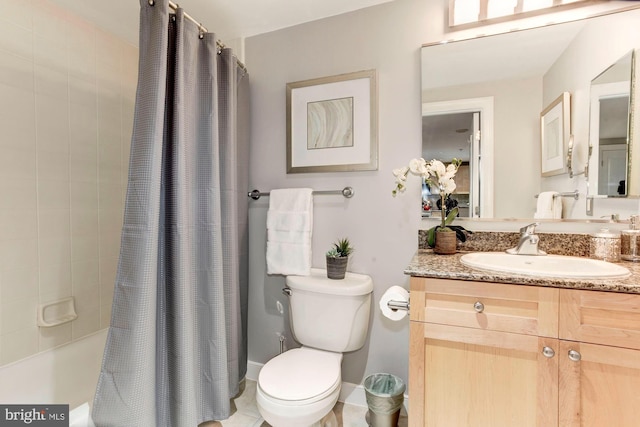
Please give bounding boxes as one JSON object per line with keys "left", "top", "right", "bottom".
{"left": 409, "top": 321, "right": 558, "bottom": 427}
{"left": 559, "top": 340, "right": 640, "bottom": 427}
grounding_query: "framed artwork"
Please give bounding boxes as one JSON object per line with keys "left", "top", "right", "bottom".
{"left": 540, "top": 92, "right": 571, "bottom": 177}
{"left": 286, "top": 69, "right": 378, "bottom": 173}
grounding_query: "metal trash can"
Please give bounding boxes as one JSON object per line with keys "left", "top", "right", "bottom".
{"left": 364, "top": 373, "right": 405, "bottom": 427}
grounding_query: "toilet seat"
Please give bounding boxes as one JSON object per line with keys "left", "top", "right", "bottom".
{"left": 258, "top": 347, "right": 342, "bottom": 403}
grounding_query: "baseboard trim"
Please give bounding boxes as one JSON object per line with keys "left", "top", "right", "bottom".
{"left": 338, "top": 381, "right": 368, "bottom": 408}
{"left": 246, "top": 360, "right": 262, "bottom": 382}
{"left": 246, "top": 360, "right": 409, "bottom": 412}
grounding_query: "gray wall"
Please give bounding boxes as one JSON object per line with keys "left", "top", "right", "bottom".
{"left": 244, "top": 0, "right": 640, "bottom": 387}
{"left": 245, "top": 0, "right": 442, "bottom": 385}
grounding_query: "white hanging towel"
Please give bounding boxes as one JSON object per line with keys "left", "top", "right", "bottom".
{"left": 534, "top": 191, "right": 562, "bottom": 219}
{"left": 266, "top": 188, "right": 313, "bottom": 276}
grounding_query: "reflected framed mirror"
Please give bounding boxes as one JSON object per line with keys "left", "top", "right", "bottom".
{"left": 421, "top": 6, "right": 640, "bottom": 220}
{"left": 588, "top": 50, "right": 634, "bottom": 197}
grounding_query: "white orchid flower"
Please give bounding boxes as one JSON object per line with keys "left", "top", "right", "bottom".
{"left": 441, "top": 163, "right": 458, "bottom": 181}
{"left": 393, "top": 157, "right": 461, "bottom": 199}
{"left": 392, "top": 166, "right": 410, "bottom": 196}
{"left": 428, "top": 159, "right": 446, "bottom": 178}
{"left": 440, "top": 178, "right": 457, "bottom": 195}
{"left": 393, "top": 166, "right": 409, "bottom": 184}
{"left": 408, "top": 158, "right": 427, "bottom": 175}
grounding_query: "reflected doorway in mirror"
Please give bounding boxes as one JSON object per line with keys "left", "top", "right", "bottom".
{"left": 422, "top": 97, "right": 494, "bottom": 218}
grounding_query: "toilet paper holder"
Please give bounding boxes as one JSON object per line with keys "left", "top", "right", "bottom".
{"left": 387, "top": 299, "right": 410, "bottom": 311}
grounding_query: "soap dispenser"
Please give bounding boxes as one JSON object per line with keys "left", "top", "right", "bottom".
{"left": 621, "top": 215, "right": 640, "bottom": 262}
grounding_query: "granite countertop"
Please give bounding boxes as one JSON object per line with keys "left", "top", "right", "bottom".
{"left": 405, "top": 249, "right": 640, "bottom": 294}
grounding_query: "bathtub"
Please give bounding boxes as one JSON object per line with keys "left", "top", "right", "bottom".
{"left": 0, "top": 329, "right": 107, "bottom": 423}
{"left": 69, "top": 402, "right": 96, "bottom": 427}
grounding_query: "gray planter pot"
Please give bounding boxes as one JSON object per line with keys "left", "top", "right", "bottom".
{"left": 326, "top": 256, "right": 348, "bottom": 280}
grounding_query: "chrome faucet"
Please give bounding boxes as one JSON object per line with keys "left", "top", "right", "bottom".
{"left": 506, "top": 223, "right": 546, "bottom": 256}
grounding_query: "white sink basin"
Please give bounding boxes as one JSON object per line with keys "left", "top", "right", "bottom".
{"left": 460, "top": 252, "right": 630, "bottom": 279}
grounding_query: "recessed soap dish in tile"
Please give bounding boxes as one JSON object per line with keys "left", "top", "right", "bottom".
{"left": 37, "top": 297, "right": 78, "bottom": 328}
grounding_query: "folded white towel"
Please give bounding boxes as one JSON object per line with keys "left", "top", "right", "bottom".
{"left": 534, "top": 191, "right": 562, "bottom": 219}
{"left": 266, "top": 188, "right": 313, "bottom": 276}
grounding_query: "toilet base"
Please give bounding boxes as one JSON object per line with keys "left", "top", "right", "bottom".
{"left": 312, "top": 410, "right": 338, "bottom": 427}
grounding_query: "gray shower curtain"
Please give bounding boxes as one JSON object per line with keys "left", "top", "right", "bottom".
{"left": 92, "top": 0, "right": 249, "bottom": 425}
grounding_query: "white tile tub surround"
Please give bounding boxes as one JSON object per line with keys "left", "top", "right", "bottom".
{"left": 0, "top": 0, "right": 137, "bottom": 365}
{"left": 0, "top": 329, "right": 107, "bottom": 410}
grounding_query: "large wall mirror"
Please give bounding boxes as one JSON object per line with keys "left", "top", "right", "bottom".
{"left": 421, "top": 6, "right": 640, "bottom": 220}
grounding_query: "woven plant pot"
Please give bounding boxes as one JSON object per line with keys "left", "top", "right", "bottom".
{"left": 434, "top": 230, "right": 457, "bottom": 255}
{"left": 326, "top": 256, "right": 348, "bottom": 280}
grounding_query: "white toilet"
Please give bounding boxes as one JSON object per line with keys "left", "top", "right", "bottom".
{"left": 256, "top": 268, "right": 373, "bottom": 427}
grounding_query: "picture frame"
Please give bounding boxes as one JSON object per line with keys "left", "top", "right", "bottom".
{"left": 286, "top": 70, "right": 378, "bottom": 173}
{"left": 540, "top": 92, "right": 571, "bottom": 177}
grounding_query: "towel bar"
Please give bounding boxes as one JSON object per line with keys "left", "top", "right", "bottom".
{"left": 534, "top": 190, "right": 579, "bottom": 200}
{"left": 248, "top": 187, "right": 354, "bottom": 200}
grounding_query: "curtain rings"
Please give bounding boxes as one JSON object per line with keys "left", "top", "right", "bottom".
{"left": 198, "top": 24, "right": 205, "bottom": 39}
{"left": 148, "top": 0, "right": 155, "bottom": 5}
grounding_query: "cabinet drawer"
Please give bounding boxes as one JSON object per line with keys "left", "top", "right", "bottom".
{"left": 560, "top": 289, "right": 640, "bottom": 350}
{"left": 410, "top": 277, "right": 558, "bottom": 337}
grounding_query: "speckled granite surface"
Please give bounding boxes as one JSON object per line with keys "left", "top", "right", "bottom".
{"left": 418, "top": 230, "right": 591, "bottom": 256}
{"left": 405, "top": 249, "right": 640, "bottom": 294}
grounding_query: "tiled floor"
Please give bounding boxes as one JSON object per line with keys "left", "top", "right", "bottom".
{"left": 201, "top": 379, "right": 408, "bottom": 427}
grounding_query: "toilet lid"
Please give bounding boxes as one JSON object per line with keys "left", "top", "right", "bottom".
{"left": 259, "top": 348, "right": 341, "bottom": 401}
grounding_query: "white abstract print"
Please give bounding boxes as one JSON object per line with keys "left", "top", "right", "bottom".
{"left": 307, "top": 97, "right": 354, "bottom": 149}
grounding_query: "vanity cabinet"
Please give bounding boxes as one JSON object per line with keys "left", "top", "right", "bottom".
{"left": 409, "top": 277, "right": 640, "bottom": 427}
{"left": 409, "top": 278, "right": 559, "bottom": 427}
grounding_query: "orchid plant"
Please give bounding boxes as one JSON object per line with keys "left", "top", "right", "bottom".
{"left": 393, "top": 158, "right": 470, "bottom": 247}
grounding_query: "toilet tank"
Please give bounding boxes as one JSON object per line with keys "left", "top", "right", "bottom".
{"left": 286, "top": 268, "right": 373, "bottom": 352}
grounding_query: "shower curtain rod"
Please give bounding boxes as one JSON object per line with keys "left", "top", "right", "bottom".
{"left": 248, "top": 187, "right": 355, "bottom": 200}
{"left": 166, "top": 1, "right": 247, "bottom": 72}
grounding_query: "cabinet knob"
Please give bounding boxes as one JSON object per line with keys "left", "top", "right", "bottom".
{"left": 568, "top": 349, "right": 581, "bottom": 362}
{"left": 473, "top": 301, "right": 485, "bottom": 313}
{"left": 542, "top": 346, "right": 555, "bottom": 358}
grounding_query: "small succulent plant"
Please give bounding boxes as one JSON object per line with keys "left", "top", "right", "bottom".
{"left": 326, "top": 238, "right": 354, "bottom": 258}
